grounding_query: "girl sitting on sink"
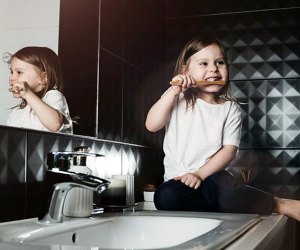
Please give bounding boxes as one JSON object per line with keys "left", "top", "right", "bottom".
{"left": 146, "top": 34, "right": 300, "bottom": 222}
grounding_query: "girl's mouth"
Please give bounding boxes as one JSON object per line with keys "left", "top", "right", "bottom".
{"left": 9, "top": 86, "right": 23, "bottom": 93}
{"left": 205, "top": 77, "right": 222, "bottom": 82}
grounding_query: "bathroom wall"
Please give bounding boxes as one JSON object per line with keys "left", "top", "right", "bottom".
{"left": 95, "top": 0, "right": 300, "bottom": 202}
{"left": 0, "top": 125, "right": 163, "bottom": 221}
{"left": 1, "top": 0, "right": 300, "bottom": 225}
{"left": 0, "top": 0, "right": 165, "bottom": 223}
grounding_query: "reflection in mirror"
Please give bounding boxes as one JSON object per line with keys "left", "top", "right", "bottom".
{"left": 6, "top": 46, "right": 73, "bottom": 134}
{"left": 0, "top": 0, "right": 98, "bottom": 138}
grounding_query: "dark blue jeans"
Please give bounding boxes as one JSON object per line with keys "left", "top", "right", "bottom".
{"left": 154, "top": 170, "right": 275, "bottom": 215}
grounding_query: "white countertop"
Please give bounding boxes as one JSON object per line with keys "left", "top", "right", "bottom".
{"left": 226, "top": 214, "right": 288, "bottom": 250}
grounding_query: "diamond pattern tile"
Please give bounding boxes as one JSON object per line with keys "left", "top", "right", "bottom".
{"left": 232, "top": 79, "right": 300, "bottom": 148}
{"left": 0, "top": 126, "right": 26, "bottom": 183}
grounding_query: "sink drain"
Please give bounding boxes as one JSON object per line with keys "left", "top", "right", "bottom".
{"left": 72, "top": 232, "right": 77, "bottom": 244}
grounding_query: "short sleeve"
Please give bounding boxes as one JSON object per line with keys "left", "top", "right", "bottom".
{"left": 223, "top": 102, "right": 242, "bottom": 147}
{"left": 42, "top": 90, "right": 73, "bottom": 133}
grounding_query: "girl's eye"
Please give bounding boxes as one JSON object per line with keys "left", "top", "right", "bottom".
{"left": 199, "top": 62, "right": 208, "bottom": 67}
{"left": 216, "top": 60, "right": 226, "bottom": 66}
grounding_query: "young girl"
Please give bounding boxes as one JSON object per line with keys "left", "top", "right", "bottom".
{"left": 6, "top": 46, "right": 73, "bottom": 133}
{"left": 145, "top": 35, "right": 300, "bottom": 221}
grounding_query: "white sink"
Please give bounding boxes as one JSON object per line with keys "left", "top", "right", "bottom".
{"left": 0, "top": 211, "right": 260, "bottom": 250}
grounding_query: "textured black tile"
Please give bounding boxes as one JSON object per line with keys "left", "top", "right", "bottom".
{"left": 0, "top": 126, "right": 26, "bottom": 183}
{"left": 232, "top": 79, "right": 300, "bottom": 149}
{"left": 166, "top": 9, "right": 300, "bottom": 79}
{"left": 0, "top": 126, "right": 27, "bottom": 222}
{"left": 232, "top": 149, "right": 300, "bottom": 198}
{"left": 166, "top": 0, "right": 300, "bottom": 17}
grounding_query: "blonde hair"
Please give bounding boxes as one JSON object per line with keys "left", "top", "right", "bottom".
{"left": 174, "top": 35, "right": 237, "bottom": 108}
{"left": 10, "top": 46, "right": 64, "bottom": 108}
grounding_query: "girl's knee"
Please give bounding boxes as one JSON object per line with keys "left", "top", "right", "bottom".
{"left": 153, "top": 181, "right": 181, "bottom": 210}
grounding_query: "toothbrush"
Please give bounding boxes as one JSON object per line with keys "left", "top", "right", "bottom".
{"left": 170, "top": 80, "right": 225, "bottom": 86}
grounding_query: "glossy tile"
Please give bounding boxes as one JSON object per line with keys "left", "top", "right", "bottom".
{"left": 60, "top": 0, "right": 99, "bottom": 25}
{"left": 58, "top": 24, "right": 99, "bottom": 86}
{"left": 166, "top": 0, "right": 300, "bottom": 18}
{"left": 98, "top": 49, "right": 123, "bottom": 141}
{"left": 100, "top": 0, "right": 124, "bottom": 57}
{"left": 64, "top": 85, "right": 97, "bottom": 137}
{"left": 124, "top": 0, "right": 166, "bottom": 71}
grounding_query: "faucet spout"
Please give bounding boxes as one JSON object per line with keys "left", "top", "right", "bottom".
{"left": 39, "top": 170, "right": 110, "bottom": 224}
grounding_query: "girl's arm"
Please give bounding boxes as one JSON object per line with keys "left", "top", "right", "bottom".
{"left": 24, "top": 91, "right": 63, "bottom": 132}
{"left": 15, "top": 84, "right": 63, "bottom": 132}
{"left": 11, "top": 81, "right": 64, "bottom": 132}
{"left": 174, "top": 145, "right": 238, "bottom": 189}
{"left": 145, "top": 86, "right": 180, "bottom": 132}
{"left": 146, "top": 75, "right": 196, "bottom": 132}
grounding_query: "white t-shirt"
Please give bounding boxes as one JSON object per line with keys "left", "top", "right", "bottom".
{"left": 7, "top": 90, "right": 73, "bottom": 134}
{"left": 163, "top": 93, "right": 242, "bottom": 181}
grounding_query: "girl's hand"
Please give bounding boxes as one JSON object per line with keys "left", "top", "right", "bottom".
{"left": 173, "top": 172, "right": 202, "bottom": 189}
{"left": 170, "top": 74, "right": 196, "bottom": 94}
{"left": 9, "top": 81, "right": 32, "bottom": 98}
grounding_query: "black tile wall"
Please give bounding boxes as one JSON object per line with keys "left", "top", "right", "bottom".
{"left": 123, "top": 0, "right": 166, "bottom": 71}
{"left": 60, "top": 0, "right": 99, "bottom": 25}
{"left": 59, "top": 0, "right": 100, "bottom": 137}
{"left": 166, "top": 0, "right": 300, "bottom": 17}
{"left": 100, "top": 0, "right": 124, "bottom": 57}
{"left": 65, "top": 84, "right": 98, "bottom": 137}
{"left": 122, "top": 63, "right": 146, "bottom": 144}
{"left": 232, "top": 79, "right": 300, "bottom": 149}
{"left": 99, "top": 0, "right": 166, "bottom": 145}
{"left": 98, "top": 49, "right": 123, "bottom": 141}
{"left": 0, "top": 126, "right": 26, "bottom": 222}
{"left": 0, "top": 125, "right": 163, "bottom": 221}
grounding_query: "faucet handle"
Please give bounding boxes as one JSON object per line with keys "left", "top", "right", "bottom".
{"left": 71, "top": 171, "right": 111, "bottom": 192}
{"left": 47, "top": 147, "right": 104, "bottom": 170}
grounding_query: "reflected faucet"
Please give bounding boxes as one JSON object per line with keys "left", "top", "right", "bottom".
{"left": 39, "top": 169, "right": 110, "bottom": 224}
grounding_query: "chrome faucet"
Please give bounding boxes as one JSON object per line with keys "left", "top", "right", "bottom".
{"left": 38, "top": 146, "right": 109, "bottom": 224}
{"left": 39, "top": 169, "right": 110, "bottom": 224}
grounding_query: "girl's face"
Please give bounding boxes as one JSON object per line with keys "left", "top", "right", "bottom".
{"left": 9, "top": 57, "right": 46, "bottom": 93}
{"left": 184, "top": 44, "right": 228, "bottom": 94}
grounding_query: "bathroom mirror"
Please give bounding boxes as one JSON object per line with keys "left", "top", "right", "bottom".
{"left": 0, "top": 0, "right": 98, "bottom": 138}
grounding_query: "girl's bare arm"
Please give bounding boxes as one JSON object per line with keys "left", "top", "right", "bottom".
{"left": 174, "top": 145, "right": 238, "bottom": 189}
{"left": 145, "top": 86, "right": 180, "bottom": 132}
{"left": 24, "top": 91, "right": 63, "bottom": 132}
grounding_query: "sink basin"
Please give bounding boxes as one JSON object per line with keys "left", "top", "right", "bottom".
{"left": 31, "top": 215, "right": 220, "bottom": 249}
{"left": 0, "top": 211, "right": 260, "bottom": 250}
